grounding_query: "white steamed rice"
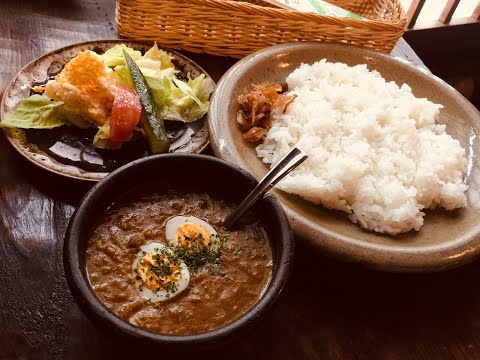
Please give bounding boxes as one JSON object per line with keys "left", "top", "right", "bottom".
{"left": 256, "top": 59, "right": 468, "bottom": 234}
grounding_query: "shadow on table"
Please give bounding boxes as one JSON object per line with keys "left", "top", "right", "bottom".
{"left": 0, "top": 134, "right": 93, "bottom": 206}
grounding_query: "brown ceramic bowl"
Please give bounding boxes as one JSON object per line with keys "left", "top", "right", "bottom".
{"left": 208, "top": 42, "right": 480, "bottom": 273}
{"left": 63, "top": 153, "right": 293, "bottom": 349}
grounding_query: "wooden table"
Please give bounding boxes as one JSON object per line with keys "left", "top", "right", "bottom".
{"left": 1, "top": 1, "right": 480, "bottom": 359}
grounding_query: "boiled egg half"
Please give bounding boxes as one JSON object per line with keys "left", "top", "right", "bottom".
{"left": 132, "top": 242, "right": 190, "bottom": 302}
{"left": 165, "top": 216, "right": 220, "bottom": 253}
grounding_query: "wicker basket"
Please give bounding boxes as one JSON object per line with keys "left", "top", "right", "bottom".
{"left": 116, "top": 0, "right": 407, "bottom": 58}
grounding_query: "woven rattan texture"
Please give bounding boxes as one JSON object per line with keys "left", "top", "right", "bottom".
{"left": 116, "top": 0, "right": 407, "bottom": 58}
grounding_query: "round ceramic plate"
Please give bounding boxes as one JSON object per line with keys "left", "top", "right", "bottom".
{"left": 209, "top": 42, "right": 480, "bottom": 272}
{"left": 1, "top": 40, "right": 213, "bottom": 181}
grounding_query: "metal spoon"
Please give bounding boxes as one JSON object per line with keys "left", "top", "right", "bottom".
{"left": 223, "top": 147, "right": 308, "bottom": 229}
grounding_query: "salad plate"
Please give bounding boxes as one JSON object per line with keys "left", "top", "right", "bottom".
{"left": 1, "top": 40, "right": 213, "bottom": 181}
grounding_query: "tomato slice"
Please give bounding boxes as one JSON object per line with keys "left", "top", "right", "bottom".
{"left": 110, "top": 83, "right": 142, "bottom": 145}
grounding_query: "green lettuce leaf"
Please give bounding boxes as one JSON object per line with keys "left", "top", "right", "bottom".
{"left": 159, "top": 74, "right": 212, "bottom": 122}
{"left": 108, "top": 43, "right": 213, "bottom": 123}
{"left": 61, "top": 111, "right": 90, "bottom": 129}
{"left": 92, "top": 122, "right": 144, "bottom": 149}
{"left": 93, "top": 122, "right": 110, "bottom": 149}
{"left": 100, "top": 44, "right": 142, "bottom": 68}
{"left": 0, "top": 95, "right": 67, "bottom": 129}
{"left": 112, "top": 65, "right": 135, "bottom": 88}
{"left": 111, "top": 43, "right": 177, "bottom": 87}
{"left": 146, "top": 74, "right": 175, "bottom": 114}
{"left": 140, "top": 43, "right": 175, "bottom": 70}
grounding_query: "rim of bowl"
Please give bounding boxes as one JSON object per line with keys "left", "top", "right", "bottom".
{"left": 63, "top": 153, "right": 293, "bottom": 346}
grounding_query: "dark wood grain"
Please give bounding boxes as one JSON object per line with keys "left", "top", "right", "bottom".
{"left": 2, "top": 1, "right": 480, "bottom": 359}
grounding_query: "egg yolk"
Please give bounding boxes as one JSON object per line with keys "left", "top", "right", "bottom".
{"left": 174, "top": 223, "right": 211, "bottom": 249}
{"left": 137, "top": 252, "right": 181, "bottom": 292}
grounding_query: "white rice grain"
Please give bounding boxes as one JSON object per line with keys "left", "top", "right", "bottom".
{"left": 256, "top": 60, "right": 468, "bottom": 234}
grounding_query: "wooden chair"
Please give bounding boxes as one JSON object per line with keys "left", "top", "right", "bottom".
{"left": 403, "top": 0, "right": 480, "bottom": 109}
{"left": 406, "top": 0, "right": 480, "bottom": 29}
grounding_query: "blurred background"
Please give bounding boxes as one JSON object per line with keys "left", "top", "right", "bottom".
{"left": 400, "top": 0, "right": 480, "bottom": 109}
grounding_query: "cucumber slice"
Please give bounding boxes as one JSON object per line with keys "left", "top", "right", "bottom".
{"left": 123, "top": 50, "right": 170, "bottom": 154}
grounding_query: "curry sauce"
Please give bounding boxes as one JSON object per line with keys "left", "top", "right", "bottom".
{"left": 85, "top": 190, "right": 273, "bottom": 335}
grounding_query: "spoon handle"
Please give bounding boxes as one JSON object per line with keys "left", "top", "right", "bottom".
{"left": 224, "top": 147, "right": 308, "bottom": 229}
